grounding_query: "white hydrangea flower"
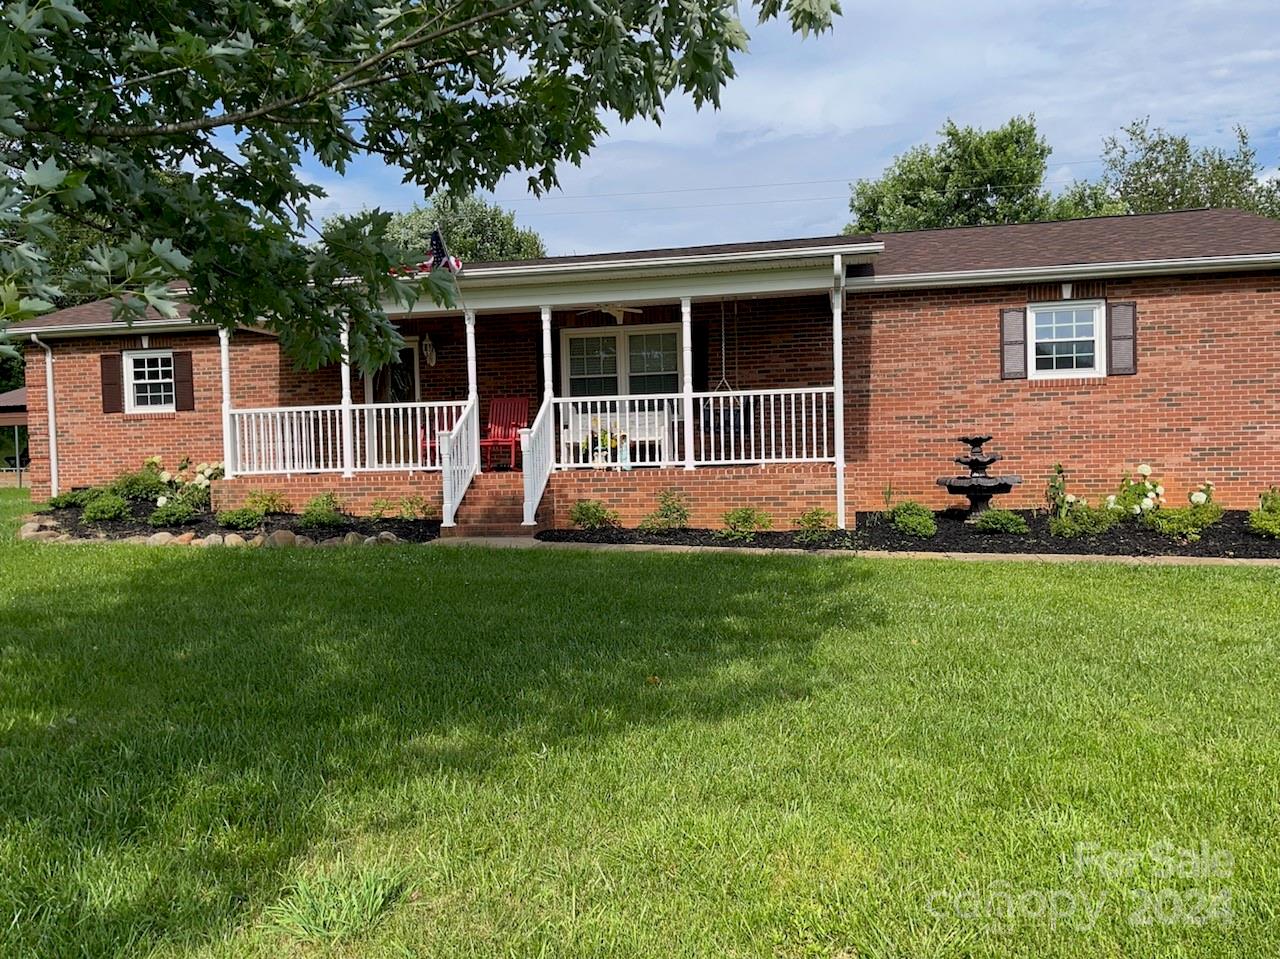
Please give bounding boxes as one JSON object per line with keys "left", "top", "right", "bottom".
{"left": 1080, "top": 497, "right": 1089, "bottom": 506}
{"left": 1137, "top": 464, "right": 1152, "bottom": 477}
{"left": 1190, "top": 491, "right": 1208, "bottom": 506}
{"left": 195, "top": 462, "right": 209, "bottom": 475}
{"left": 1065, "top": 494, "right": 1077, "bottom": 504}
{"left": 156, "top": 495, "right": 168, "bottom": 507}
{"left": 1106, "top": 495, "right": 1117, "bottom": 506}
{"left": 159, "top": 470, "right": 172, "bottom": 483}
{"left": 1131, "top": 505, "right": 1142, "bottom": 515}
{"left": 1140, "top": 498, "right": 1155, "bottom": 511}
{"left": 1206, "top": 480, "right": 1215, "bottom": 488}
{"left": 1155, "top": 485, "right": 1165, "bottom": 496}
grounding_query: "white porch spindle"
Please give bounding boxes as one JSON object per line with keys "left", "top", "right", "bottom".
{"left": 465, "top": 309, "right": 480, "bottom": 473}
{"left": 218, "top": 328, "right": 235, "bottom": 478}
{"left": 339, "top": 318, "right": 355, "bottom": 478}
{"left": 680, "top": 296, "right": 694, "bottom": 470}
{"left": 831, "top": 254, "right": 847, "bottom": 529}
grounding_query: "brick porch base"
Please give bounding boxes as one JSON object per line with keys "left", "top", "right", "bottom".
{"left": 212, "top": 471, "right": 443, "bottom": 517}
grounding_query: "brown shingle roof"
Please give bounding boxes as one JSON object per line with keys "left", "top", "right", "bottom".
{"left": 7, "top": 297, "right": 194, "bottom": 334}
{"left": 863, "top": 208, "right": 1280, "bottom": 277}
{"left": 0, "top": 387, "right": 25, "bottom": 410}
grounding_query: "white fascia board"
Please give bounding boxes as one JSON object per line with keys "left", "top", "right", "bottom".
{"left": 6, "top": 319, "right": 206, "bottom": 338}
{"left": 845, "top": 252, "right": 1280, "bottom": 291}
{"left": 457, "top": 241, "right": 884, "bottom": 283}
{"left": 399, "top": 264, "right": 841, "bottom": 315}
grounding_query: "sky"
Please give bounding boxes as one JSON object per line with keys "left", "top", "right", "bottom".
{"left": 304, "top": 0, "right": 1280, "bottom": 256}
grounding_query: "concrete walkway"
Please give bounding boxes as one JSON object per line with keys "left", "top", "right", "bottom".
{"left": 432, "top": 536, "right": 1280, "bottom": 567}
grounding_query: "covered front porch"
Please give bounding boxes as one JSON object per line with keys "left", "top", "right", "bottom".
{"left": 213, "top": 238, "right": 880, "bottom": 530}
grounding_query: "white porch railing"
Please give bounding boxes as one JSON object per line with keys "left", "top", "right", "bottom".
{"left": 440, "top": 399, "right": 479, "bottom": 527}
{"left": 353, "top": 400, "right": 467, "bottom": 471}
{"left": 554, "top": 393, "right": 685, "bottom": 468}
{"left": 549, "top": 387, "right": 835, "bottom": 469}
{"left": 229, "top": 401, "right": 467, "bottom": 476}
{"left": 519, "top": 397, "right": 555, "bottom": 525}
{"left": 692, "top": 387, "right": 836, "bottom": 465}
{"left": 231, "top": 405, "right": 346, "bottom": 474}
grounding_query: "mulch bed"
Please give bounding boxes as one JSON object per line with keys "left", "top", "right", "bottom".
{"left": 48, "top": 500, "right": 441, "bottom": 543}
{"left": 538, "top": 508, "right": 1280, "bottom": 558}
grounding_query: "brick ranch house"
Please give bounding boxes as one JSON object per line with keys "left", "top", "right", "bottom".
{"left": 10, "top": 208, "right": 1280, "bottom": 533}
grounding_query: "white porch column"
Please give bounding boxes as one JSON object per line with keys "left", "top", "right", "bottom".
{"left": 831, "top": 254, "right": 847, "bottom": 529}
{"left": 681, "top": 296, "right": 695, "bottom": 469}
{"left": 465, "top": 309, "right": 480, "bottom": 470}
{"left": 218, "top": 328, "right": 235, "bottom": 479}
{"left": 540, "top": 305, "right": 553, "bottom": 400}
{"left": 339, "top": 318, "right": 355, "bottom": 477}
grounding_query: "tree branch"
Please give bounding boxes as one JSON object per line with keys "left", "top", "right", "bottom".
{"left": 32, "top": 1, "right": 534, "bottom": 140}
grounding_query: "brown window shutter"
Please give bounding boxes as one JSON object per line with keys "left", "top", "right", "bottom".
{"left": 101, "top": 354, "right": 123, "bottom": 413}
{"left": 173, "top": 351, "right": 196, "bottom": 411}
{"left": 1107, "top": 302, "right": 1137, "bottom": 375}
{"left": 1000, "top": 308, "right": 1027, "bottom": 379}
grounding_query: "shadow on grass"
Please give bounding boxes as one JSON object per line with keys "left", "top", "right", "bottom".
{"left": 0, "top": 543, "right": 883, "bottom": 956}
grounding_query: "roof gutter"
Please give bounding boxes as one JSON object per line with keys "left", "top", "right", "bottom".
{"left": 30, "top": 334, "right": 57, "bottom": 496}
{"left": 845, "top": 252, "right": 1280, "bottom": 291}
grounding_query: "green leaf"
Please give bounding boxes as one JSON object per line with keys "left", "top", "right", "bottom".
{"left": 22, "top": 157, "right": 65, "bottom": 190}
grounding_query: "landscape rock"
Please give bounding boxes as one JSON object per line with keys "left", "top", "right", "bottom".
{"left": 377, "top": 531, "right": 399, "bottom": 544}
{"left": 122, "top": 535, "right": 150, "bottom": 545}
{"left": 248, "top": 534, "right": 266, "bottom": 547}
{"left": 18, "top": 522, "right": 40, "bottom": 540}
{"left": 265, "top": 529, "right": 296, "bottom": 548}
{"left": 364, "top": 535, "right": 379, "bottom": 546}
{"left": 173, "top": 532, "right": 196, "bottom": 545}
{"left": 343, "top": 531, "right": 365, "bottom": 546}
{"left": 295, "top": 535, "right": 315, "bottom": 547}
{"left": 147, "top": 531, "right": 174, "bottom": 547}
{"left": 223, "top": 533, "right": 247, "bottom": 548}
{"left": 202, "top": 533, "right": 224, "bottom": 547}
{"left": 319, "top": 536, "right": 345, "bottom": 547}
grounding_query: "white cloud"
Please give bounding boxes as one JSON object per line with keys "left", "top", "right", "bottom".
{"left": 309, "top": 0, "right": 1280, "bottom": 254}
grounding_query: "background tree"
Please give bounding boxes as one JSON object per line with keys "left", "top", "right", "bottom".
{"left": 843, "top": 116, "right": 1117, "bottom": 234}
{"left": 2, "top": 0, "right": 841, "bottom": 371}
{"left": 1099, "top": 118, "right": 1280, "bottom": 217}
{"left": 328, "top": 194, "right": 546, "bottom": 265}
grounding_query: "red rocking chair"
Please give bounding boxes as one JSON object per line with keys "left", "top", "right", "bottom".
{"left": 479, "top": 396, "right": 530, "bottom": 470}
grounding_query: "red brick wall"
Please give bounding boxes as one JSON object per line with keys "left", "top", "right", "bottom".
{"left": 212, "top": 471, "right": 442, "bottom": 517}
{"left": 546, "top": 463, "right": 835, "bottom": 529}
{"left": 845, "top": 271, "right": 1280, "bottom": 511}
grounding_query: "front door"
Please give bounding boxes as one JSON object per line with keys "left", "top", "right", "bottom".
{"left": 363, "top": 340, "right": 422, "bottom": 467}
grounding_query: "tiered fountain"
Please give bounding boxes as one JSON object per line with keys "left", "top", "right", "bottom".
{"left": 936, "top": 435, "right": 1021, "bottom": 515}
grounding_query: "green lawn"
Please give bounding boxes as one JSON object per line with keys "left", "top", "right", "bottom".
{"left": 1, "top": 487, "right": 1277, "bottom": 958}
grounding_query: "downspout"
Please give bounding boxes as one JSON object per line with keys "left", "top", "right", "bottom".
{"left": 30, "top": 334, "right": 58, "bottom": 496}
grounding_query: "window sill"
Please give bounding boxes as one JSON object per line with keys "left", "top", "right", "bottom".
{"left": 1026, "top": 374, "right": 1109, "bottom": 386}
{"left": 122, "top": 411, "right": 179, "bottom": 420}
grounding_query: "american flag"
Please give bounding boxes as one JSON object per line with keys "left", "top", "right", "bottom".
{"left": 427, "top": 229, "right": 462, "bottom": 274}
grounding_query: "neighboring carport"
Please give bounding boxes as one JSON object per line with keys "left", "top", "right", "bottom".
{"left": 0, "top": 387, "right": 28, "bottom": 487}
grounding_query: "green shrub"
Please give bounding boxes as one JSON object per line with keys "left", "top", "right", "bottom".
{"left": 1258, "top": 486, "right": 1280, "bottom": 514}
{"left": 81, "top": 492, "right": 130, "bottom": 523}
{"left": 717, "top": 507, "right": 772, "bottom": 543}
{"left": 1049, "top": 505, "right": 1120, "bottom": 539}
{"left": 108, "top": 468, "right": 168, "bottom": 502}
{"left": 638, "top": 489, "right": 690, "bottom": 532}
{"left": 793, "top": 507, "right": 836, "bottom": 546}
{"left": 244, "top": 490, "right": 292, "bottom": 515}
{"left": 887, "top": 501, "right": 937, "bottom": 539}
{"left": 148, "top": 498, "right": 199, "bottom": 527}
{"left": 297, "top": 492, "right": 347, "bottom": 529}
{"left": 45, "top": 487, "right": 105, "bottom": 510}
{"left": 367, "top": 498, "right": 394, "bottom": 521}
{"left": 1143, "top": 503, "right": 1224, "bottom": 542}
{"left": 970, "top": 509, "right": 1029, "bottom": 535}
{"left": 569, "top": 499, "right": 619, "bottom": 530}
{"left": 176, "top": 482, "right": 211, "bottom": 512}
{"left": 1248, "top": 508, "right": 1280, "bottom": 540}
{"left": 398, "top": 495, "right": 433, "bottom": 520}
{"left": 216, "top": 506, "right": 266, "bottom": 530}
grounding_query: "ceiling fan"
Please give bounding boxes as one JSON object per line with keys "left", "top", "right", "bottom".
{"left": 577, "top": 303, "right": 643, "bottom": 323}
